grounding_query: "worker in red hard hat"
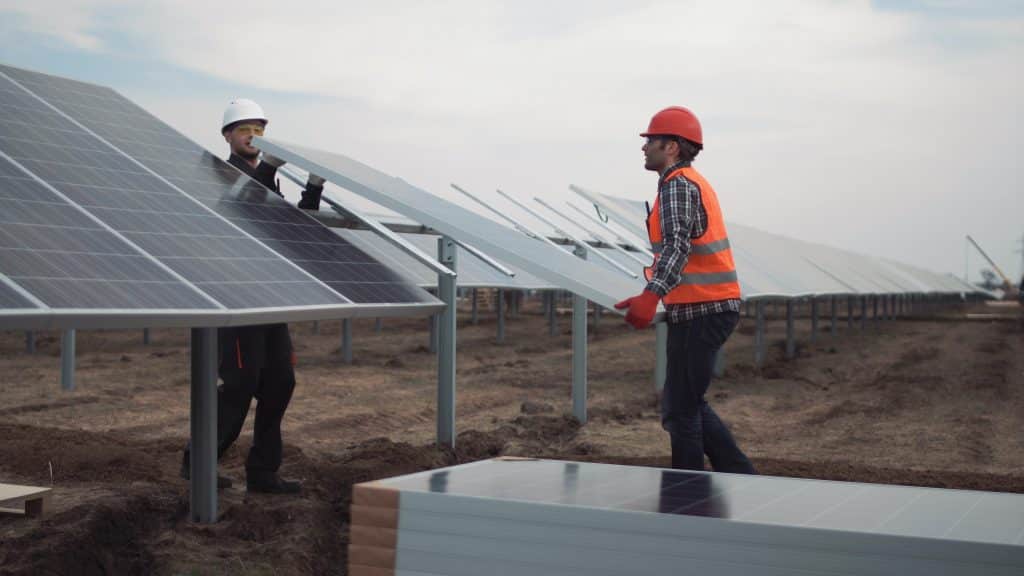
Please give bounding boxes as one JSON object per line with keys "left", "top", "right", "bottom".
{"left": 616, "top": 106, "right": 756, "bottom": 474}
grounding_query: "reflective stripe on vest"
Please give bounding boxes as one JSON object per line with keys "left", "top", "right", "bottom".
{"left": 645, "top": 166, "right": 742, "bottom": 304}
{"left": 650, "top": 237, "right": 731, "bottom": 256}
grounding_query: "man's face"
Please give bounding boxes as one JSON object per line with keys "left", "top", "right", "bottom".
{"left": 223, "top": 121, "right": 266, "bottom": 160}
{"left": 642, "top": 136, "right": 679, "bottom": 172}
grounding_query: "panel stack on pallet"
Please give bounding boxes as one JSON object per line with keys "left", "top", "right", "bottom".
{"left": 348, "top": 458, "right": 1024, "bottom": 576}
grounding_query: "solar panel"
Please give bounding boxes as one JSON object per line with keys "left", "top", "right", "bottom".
{"left": 350, "top": 458, "right": 1024, "bottom": 575}
{"left": 0, "top": 64, "right": 435, "bottom": 307}
{"left": 253, "top": 137, "right": 645, "bottom": 311}
{"left": 0, "top": 64, "right": 441, "bottom": 329}
{"left": 0, "top": 144, "right": 219, "bottom": 311}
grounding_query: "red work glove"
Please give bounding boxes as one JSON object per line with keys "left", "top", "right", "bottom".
{"left": 614, "top": 290, "right": 660, "bottom": 330}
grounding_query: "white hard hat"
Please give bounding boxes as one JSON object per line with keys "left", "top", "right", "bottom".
{"left": 221, "top": 98, "right": 268, "bottom": 132}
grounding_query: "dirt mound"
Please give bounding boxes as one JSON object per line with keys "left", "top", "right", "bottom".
{"left": 0, "top": 489, "right": 173, "bottom": 576}
{"left": 0, "top": 423, "right": 178, "bottom": 485}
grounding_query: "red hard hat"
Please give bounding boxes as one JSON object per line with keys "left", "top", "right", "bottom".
{"left": 640, "top": 106, "right": 702, "bottom": 145}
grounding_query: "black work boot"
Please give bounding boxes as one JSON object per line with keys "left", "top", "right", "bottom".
{"left": 246, "top": 472, "right": 301, "bottom": 494}
{"left": 180, "top": 453, "right": 233, "bottom": 489}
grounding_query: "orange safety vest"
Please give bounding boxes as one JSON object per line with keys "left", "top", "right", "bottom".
{"left": 644, "top": 166, "right": 741, "bottom": 304}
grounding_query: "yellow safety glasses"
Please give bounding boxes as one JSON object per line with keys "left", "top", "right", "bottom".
{"left": 232, "top": 123, "right": 265, "bottom": 137}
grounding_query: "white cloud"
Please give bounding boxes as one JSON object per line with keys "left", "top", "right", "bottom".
{"left": 0, "top": 0, "right": 128, "bottom": 50}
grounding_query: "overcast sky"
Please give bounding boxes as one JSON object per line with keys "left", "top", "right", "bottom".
{"left": 1, "top": 0, "right": 1021, "bottom": 282}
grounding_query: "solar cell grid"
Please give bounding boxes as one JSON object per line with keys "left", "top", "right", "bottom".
{"left": 0, "top": 152, "right": 217, "bottom": 310}
{"left": 0, "top": 69, "right": 341, "bottom": 309}
{"left": 0, "top": 64, "right": 432, "bottom": 306}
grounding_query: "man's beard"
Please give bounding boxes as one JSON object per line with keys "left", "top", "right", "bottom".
{"left": 237, "top": 148, "right": 259, "bottom": 161}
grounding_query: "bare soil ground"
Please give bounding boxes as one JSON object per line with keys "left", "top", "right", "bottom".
{"left": 0, "top": 299, "right": 1021, "bottom": 575}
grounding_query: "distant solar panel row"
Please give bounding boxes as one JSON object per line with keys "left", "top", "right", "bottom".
{"left": 582, "top": 189, "right": 980, "bottom": 299}
{"left": 0, "top": 64, "right": 440, "bottom": 329}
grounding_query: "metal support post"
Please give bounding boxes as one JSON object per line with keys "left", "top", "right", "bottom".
{"left": 471, "top": 289, "right": 479, "bottom": 325}
{"left": 61, "top": 329, "right": 75, "bottom": 391}
{"left": 374, "top": 318, "right": 383, "bottom": 333}
{"left": 428, "top": 315, "right": 438, "bottom": 353}
{"left": 496, "top": 289, "right": 506, "bottom": 343}
{"left": 143, "top": 328, "right": 151, "bottom": 345}
{"left": 547, "top": 291, "right": 558, "bottom": 336}
{"left": 654, "top": 322, "right": 668, "bottom": 392}
{"left": 860, "top": 296, "right": 867, "bottom": 329}
{"left": 341, "top": 319, "right": 353, "bottom": 364}
{"left": 25, "top": 331, "right": 34, "bottom": 354}
{"left": 882, "top": 295, "right": 889, "bottom": 321}
{"left": 189, "top": 327, "right": 217, "bottom": 524}
{"left": 713, "top": 348, "right": 726, "bottom": 378}
{"left": 754, "top": 301, "right": 766, "bottom": 367}
{"left": 786, "top": 301, "right": 794, "bottom": 358}
{"left": 312, "top": 320, "right": 320, "bottom": 335}
{"left": 437, "top": 237, "right": 458, "bottom": 447}
{"left": 830, "top": 296, "right": 838, "bottom": 338}
{"left": 847, "top": 296, "right": 854, "bottom": 329}
{"left": 810, "top": 298, "right": 818, "bottom": 343}
{"left": 873, "top": 296, "right": 879, "bottom": 323}
{"left": 572, "top": 246, "right": 588, "bottom": 423}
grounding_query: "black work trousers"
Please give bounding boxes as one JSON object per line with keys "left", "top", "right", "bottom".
{"left": 662, "top": 311, "right": 756, "bottom": 474}
{"left": 184, "top": 362, "right": 296, "bottom": 478}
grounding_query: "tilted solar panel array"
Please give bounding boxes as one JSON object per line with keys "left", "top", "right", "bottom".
{"left": 0, "top": 63, "right": 440, "bottom": 329}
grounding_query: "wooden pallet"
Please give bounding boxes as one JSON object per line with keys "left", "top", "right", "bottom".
{"left": 0, "top": 483, "right": 52, "bottom": 517}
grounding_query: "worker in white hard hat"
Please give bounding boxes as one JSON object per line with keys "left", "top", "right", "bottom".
{"left": 220, "top": 98, "right": 325, "bottom": 209}
{"left": 181, "top": 98, "right": 325, "bottom": 494}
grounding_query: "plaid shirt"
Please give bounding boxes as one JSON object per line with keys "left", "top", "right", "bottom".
{"left": 645, "top": 161, "right": 741, "bottom": 323}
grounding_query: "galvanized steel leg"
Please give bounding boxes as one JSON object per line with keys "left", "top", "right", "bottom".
{"left": 713, "top": 348, "right": 726, "bottom": 378}
{"left": 25, "top": 331, "right": 34, "bottom": 354}
{"left": 547, "top": 291, "right": 558, "bottom": 336}
{"left": 61, "top": 329, "right": 75, "bottom": 391}
{"left": 374, "top": 318, "right": 383, "bottom": 333}
{"left": 785, "top": 300, "right": 795, "bottom": 360}
{"left": 428, "top": 315, "right": 438, "bottom": 353}
{"left": 471, "top": 289, "right": 478, "bottom": 325}
{"left": 830, "top": 296, "right": 838, "bottom": 338}
{"left": 754, "top": 301, "right": 765, "bottom": 367}
{"left": 312, "top": 320, "right": 320, "bottom": 335}
{"left": 436, "top": 237, "right": 458, "bottom": 447}
{"left": 810, "top": 298, "right": 818, "bottom": 343}
{"left": 341, "top": 319, "right": 353, "bottom": 364}
{"left": 496, "top": 289, "right": 506, "bottom": 343}
{"left": 847, "top": 296, "right": 854, "bottom": 329}
{"left": 189, "top": 327, "right": 217, "bottom": 524}
{"left": 572, "top": 246, "right": 588, "bottom": 424}
{"left": 143, "top": 328, "right": 150, "bottom": 345}
{"left": 654, "top": 322, "right": 668, "bottom": 392}
{"left": 860, "top": 296, "right": 867, "bottom": 329}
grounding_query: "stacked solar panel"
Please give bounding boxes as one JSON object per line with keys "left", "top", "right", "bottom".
{"left": 348, "top": 459, "right": 1024, "bottom": 576}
